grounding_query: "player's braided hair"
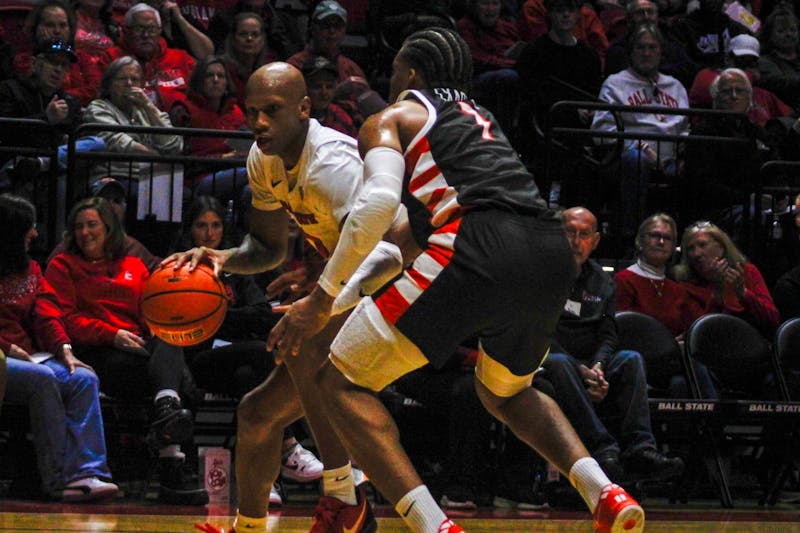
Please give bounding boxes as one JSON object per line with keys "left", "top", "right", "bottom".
{"left": 398, "top": 27, "right": 473, "bottom": 92}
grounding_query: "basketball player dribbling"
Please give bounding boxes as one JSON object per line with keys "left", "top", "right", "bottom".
{"left": 268, "top": 28, "right": 645, "bottom": 533}
{"left": 170, "top": 62, "right": 402, "bottom": 533}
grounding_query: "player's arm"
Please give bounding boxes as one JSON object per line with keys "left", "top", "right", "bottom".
{"left": 225, "top": 207, "right": 290, "bottom": 274}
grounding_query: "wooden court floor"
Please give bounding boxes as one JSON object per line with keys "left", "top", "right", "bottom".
{"left": 1, "top": 500, "right": 800, "bottom": 532}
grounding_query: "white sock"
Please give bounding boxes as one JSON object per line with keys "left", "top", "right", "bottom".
{"left": 568, "top": 457, "right": 611, "bottom": 512}
{"left": 158, "top": 444, "right": 185, "bottom": 460}
{"left": 154, "top": 389, "right": 180, "bottom": 403}
{"left": 395, "top": 485, "right": 449, "bottom": 533}
{"left": 233, "top": 513, "right": 267, "bottom": 530}
{"left": 323, "top": 463, "right": 357, "bottom": 505}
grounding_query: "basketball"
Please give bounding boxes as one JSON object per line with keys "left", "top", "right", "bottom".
{"left": 142, "top": 263, "right": 228, "bottom": 347}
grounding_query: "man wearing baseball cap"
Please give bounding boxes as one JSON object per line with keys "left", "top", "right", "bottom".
{"left": 689, "top": 33, "right": 793, "bottom": 126}
{"left": 0, "top": 39, "right": 84, "bottom": 187}
{"left": 287, "top": 0, "right": 366, "bottom": 83}
{"left": 47, "top": 178, "right": 162, "bottom": 272}
{"left": 301, "top": 56, "right": 357, "bottom": 138}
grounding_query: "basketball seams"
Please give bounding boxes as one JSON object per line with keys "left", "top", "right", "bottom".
{"left": 141, "top": 264, "right": 228, "bottom": 345}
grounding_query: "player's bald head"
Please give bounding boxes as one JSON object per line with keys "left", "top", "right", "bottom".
{"left": 247, "top": 61, "right": 307, "bottom": 103}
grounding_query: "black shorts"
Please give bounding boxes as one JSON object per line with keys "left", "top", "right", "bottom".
{"left": 372, "top": 209, "right": 575, "bottom": 376}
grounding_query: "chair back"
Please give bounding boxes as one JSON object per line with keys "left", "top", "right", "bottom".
{"left": 615, "top": 310, "right": 683, "bottom": 390}
{"left": 774, "top": 317, "right": 800, "bottom": 400}
{"left": 685, "top": 313, "right": 772, "bottom": 395}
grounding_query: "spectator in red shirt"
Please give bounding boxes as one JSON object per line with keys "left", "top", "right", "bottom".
{"left": 73, "top": 0, "right": 120, "bottom": 56}
{"left": 458, "top": 0, "right": 523, "bottom": 136}
{"left": 690, "top": 34, "right": 794, "bottom": 126}
{"left": 287, "top": 0, "right": 366, "bottom": 83}
{"left": 518, "top": 0, "right": 610, "bottom": 59}
{"left": 99, "top": 3, "right": 196, "bottom": 111}
{"left": 220, "top": 11, "right": 277, "bottom": 111}
{"left": 0, "top": 193, "right": 119, "bottom": 503}
{"left": 301, "top": 56, "right": 357, "bottom": 138}
{"left": 13, "top": 0, "right": 103, "bottom": 105}
{"left": 172, "top": 54, "right": 250, "bottom": 201}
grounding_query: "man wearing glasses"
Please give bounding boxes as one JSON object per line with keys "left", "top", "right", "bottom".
{"left": 530, "top": 206, "right": 685, "bottom": 485}
{"left": 99, "top": 3, "right": 197, "bottom": 111}
{"left": 0, "top": 39, "right": 83, "bottom": 187}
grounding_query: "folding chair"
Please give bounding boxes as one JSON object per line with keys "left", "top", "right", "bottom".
{"left": 615, "top": 311, "right": 724, "bottom": 504}
{"left": 685, "top": 313, "right": 800, "bottom": 507}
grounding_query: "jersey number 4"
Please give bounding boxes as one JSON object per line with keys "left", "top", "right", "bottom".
{"left": 457, "top": 101, "right": 495, "bottom": 141}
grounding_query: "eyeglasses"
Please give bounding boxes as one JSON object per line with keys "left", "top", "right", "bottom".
{"left": 718, "top": 86, "right": 752, "bottom": 96}
{"left": 565, "top": 227, "right": 596, "bottom": 240}
{"left": 646, "top": 231, "right": 673, "bottom": 242}
{"left": 632, "top": 7, "right": 658, "bottom": 15}
{"left": 40, "top": 55, "right": 71, "bottom": 69}
{"left": 128, "top": 24, "right": 161, "bottom": 36}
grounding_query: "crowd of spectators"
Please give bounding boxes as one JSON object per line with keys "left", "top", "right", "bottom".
{"left": 1, "top": 0, "right": 800, "bottom": 511}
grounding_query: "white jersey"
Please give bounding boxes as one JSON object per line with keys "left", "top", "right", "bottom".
{"left": 591, "top": 69, "right": 690, "bottom": 163}
{"left": 247, "top": 119, "right": 363, "bottom": 259}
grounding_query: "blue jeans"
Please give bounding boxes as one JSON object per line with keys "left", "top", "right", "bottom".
{"left": 194, "top": 166, "right": 249, "bottom": 200}
{"left": 536, "top": 350, "right": 656, "bottom": 459}
{"left": 4, "top": 358, "right": 110, "bottom": 495}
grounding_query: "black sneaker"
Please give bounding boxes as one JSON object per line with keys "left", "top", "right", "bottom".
{"left": 440, "top": 484, "right": 478, "bottom": 510}
{"left": 625, "top": 448, "right": 685, "bottom": 481}
{"left": 149, "top": 396, "right": 194, "bottom": 447}
{"left": 158, "top": 457, "right": 209, "bottom": 505}
{"left": 596, "top": 450, "right": 626, "bottom": 484}
{"left": 493, "top": 483, "right": 549, "bottom": 510}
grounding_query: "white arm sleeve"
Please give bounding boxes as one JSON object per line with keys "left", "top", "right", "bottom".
{"left": 331, "top": 240, "right": 403, "bottom": 315}
{"left": 318, "top": 146, "right": 404, "bottom": 297}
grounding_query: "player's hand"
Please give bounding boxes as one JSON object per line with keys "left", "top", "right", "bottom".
{"left": 580, "top": 362, "right": 609, "bottom": 403}
{"left": 267, "top": 285, "right": 334, "bottom": 359}
{"left": 161, "top": 247, "right": 232, "bottom": 277}
{"left": 266, "top": 267, "right": 313, "bottom": 303}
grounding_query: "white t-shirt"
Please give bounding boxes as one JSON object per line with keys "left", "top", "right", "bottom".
{"left": 247, "top": 119, "right": 363, "bottom": 259}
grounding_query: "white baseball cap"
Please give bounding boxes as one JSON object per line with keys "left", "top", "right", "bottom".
{"left": 729, "top": 34, "right": 760, "bottom": 58}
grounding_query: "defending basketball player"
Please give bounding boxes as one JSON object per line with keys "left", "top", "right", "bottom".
{"left": 166, "top": 62, "right": 402, "bottom": 533}
{"left": 268, "top": 28, "right": 645, "bottom": 533}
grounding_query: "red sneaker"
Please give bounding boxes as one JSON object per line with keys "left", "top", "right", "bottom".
{"left": 593, "top": 483, "right": 644, "bottom": 533}
{"left": 309, "top": 488, "right": 377, "bottom": 533}
{"left": 437, "top": 519, "right": 466, "bottom": 532}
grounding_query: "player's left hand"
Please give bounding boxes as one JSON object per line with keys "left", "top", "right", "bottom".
{"left": 268, "top": 285, "right": 334, "bottom": 359}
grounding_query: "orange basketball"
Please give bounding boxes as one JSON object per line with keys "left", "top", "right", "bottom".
{"left": 142, "top": 263, "right": 228, "bottom": 347}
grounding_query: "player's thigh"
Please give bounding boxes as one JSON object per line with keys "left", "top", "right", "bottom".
{"left": 330, "top": 297, "right": 429, "bottom": 393}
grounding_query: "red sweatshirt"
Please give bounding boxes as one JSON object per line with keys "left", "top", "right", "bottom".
{"left": 45, "top": 253, "right": 150, "bottom": 346}
{"left": 100, "top": 37, "right": 196, "bottom": 111}
{"left": 680, "top": 262, "right": 780, "bottom": 335}
{"left": 615, "top": 267, "right": 699, "bottom": 336}
{"left": 0, "top": 260, "right": 71, "bottom": 356}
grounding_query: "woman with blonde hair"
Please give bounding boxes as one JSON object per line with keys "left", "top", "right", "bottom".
{"left": 674, "top": 220, "right": 779, "bottom": 335}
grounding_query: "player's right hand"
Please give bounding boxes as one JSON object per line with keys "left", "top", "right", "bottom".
{"left": 161, "top": 247, "right": 232, "bottom": 277}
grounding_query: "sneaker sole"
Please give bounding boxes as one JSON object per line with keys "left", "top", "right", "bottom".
{"left": 280, "top": 467, "right": 323, "bottom": 483}
{"left": 611, "top": 503, "right": 644, "bottom": 533}
{"left": 440, "top": 495, "right": 477, "bottom": 510}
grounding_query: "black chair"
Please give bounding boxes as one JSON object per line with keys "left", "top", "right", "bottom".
{"left": 685, "top": 313, "right": 800, "bottom": 507}
{"left": 615, "top": 311, "right": 722, "bottom": 504}
{"left": 762, "top": 317, "right": 800, "bottom": 504}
